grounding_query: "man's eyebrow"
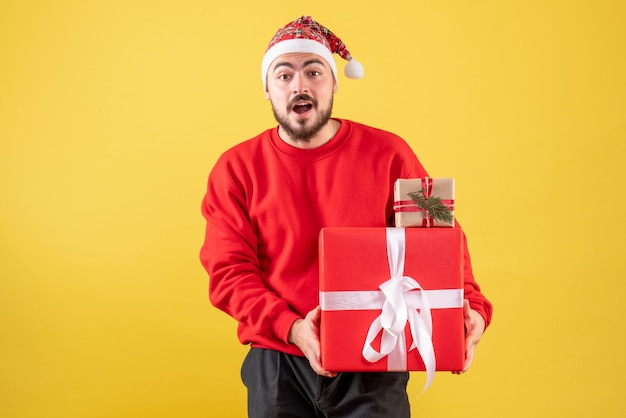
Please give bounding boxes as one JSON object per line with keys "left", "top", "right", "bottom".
{"left": 272, "top": 59, "right": 326, "bottom": 72}
{"left": 272, "top": 61, "right": 294, "bottom": 72}
{"left": 303, "top": 59, "right": 325, "bottom": 67}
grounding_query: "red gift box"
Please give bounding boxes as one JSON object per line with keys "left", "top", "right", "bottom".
{"left": 319, "top": 227, "right": 464, "bottom": 379}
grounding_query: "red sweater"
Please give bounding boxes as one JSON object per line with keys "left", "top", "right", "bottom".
{"left": 200, "top": 119, "right": 492, "bottom": 356}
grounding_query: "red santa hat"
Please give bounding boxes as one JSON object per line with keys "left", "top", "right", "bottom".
{"left": 261, "top": 15, "right": 364, "bottom": 90}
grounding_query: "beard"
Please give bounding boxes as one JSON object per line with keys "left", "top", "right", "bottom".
{"left": 271, "top": 94, "right": 333, "bottom": 142}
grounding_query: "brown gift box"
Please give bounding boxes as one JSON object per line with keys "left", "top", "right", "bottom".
{"left": 393, "top": 178, "right": 455, "bottom": 227}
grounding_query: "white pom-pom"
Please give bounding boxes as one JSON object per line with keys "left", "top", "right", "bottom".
{"left": 344, "top": 58, "right": 364, "bottom": 79}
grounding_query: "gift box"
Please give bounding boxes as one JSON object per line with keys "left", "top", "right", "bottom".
{"left": 394, "top": 178, "right": 455, "bottom": 227}
{"left": 319, "top": 227, "right": 464, "bottom": 379}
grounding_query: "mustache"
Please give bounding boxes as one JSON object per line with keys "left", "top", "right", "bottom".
{"left": 288, "top": 94, "right": 318, "bottom": 108}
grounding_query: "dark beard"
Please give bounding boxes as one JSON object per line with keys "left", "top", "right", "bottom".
{"left": 272, "top": 94, "right": 333, "bottom": 142}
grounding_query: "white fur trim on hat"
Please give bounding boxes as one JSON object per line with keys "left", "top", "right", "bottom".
{"left": 261, "top": 39, "right": 339, "bottom": 90}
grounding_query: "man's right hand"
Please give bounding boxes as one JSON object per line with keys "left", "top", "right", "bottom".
{"left": 288, "top": 306, "right": 337, "bottom": 378}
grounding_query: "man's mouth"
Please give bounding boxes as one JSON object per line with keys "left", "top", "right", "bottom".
{"left": 289, "top": 95, "right": 316, "bottom": 115}
{"left": 292, "top": 103, "right": 313, "bottom": 114}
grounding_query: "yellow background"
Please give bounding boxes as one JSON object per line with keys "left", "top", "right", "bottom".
{"left": 1, "top": 1, "right": 625, "bottom": 417}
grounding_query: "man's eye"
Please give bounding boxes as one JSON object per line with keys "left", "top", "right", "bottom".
{"left": 278, "top": 74, "right": 290, "bottom": 80}
{"left": 310, "top": 71, "right": 321, "bottom": 76}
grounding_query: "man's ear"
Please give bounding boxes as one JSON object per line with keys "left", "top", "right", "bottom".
{"left": 264, "top": 90, "right": 271, "bottom": 100}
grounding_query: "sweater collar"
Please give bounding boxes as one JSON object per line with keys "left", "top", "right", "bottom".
{"left": 269, "top": 118, "right": 349, "bottom": 161}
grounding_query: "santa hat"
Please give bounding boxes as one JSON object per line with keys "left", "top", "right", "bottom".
{"left": 261, "top": 15, "right": 364, "bottom": 90}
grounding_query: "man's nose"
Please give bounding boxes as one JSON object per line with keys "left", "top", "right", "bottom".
{"left": 292, "top": 73, "right": 309, "bottom": 94}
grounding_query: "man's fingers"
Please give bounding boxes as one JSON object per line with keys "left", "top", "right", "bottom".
{"left": 453, "top": 300, "right": 485, "bottom": 375}
{"left": 308, "top": 305, "right": 321, "bottom": 321}
{"left": 463, "top": 344, "right": 476, "bottom": 372}
{"left": 304, "top": 346, "right": 336, "bottom": 378}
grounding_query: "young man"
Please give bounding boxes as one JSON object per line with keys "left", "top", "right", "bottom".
{"left": 200, "top": 16, "right": 493, "bottom": 417}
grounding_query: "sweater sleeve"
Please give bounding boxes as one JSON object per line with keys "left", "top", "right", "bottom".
{"left": 458, "top": 224, "right": 493, "bottom": 327}
{"left": 199, "top": 154, "right": 301, "bottom": 345}
{"left": 394, "top": 137, "right": 493, "bottom": 327}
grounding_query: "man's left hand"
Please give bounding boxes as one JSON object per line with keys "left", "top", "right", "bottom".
{"left": 452, "top": 299, "right": 486, "bottom": 375}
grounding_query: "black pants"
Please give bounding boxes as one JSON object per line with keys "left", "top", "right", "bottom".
{"left": 241, "top": 348, "right": 411, "bottom": 418}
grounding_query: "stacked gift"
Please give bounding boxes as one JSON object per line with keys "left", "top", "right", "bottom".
{"left": 394, "top": 178, "right": 455, "bottom": 227}
{"left": 319, "top": 227, "right": 465, "bottom": 382}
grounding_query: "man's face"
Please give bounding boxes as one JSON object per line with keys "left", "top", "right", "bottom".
{"left": 265, "top": 52, "right": 338, "bottom": 142}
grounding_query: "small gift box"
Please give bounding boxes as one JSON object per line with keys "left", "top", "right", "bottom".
{"left": 394, "top": 178, "right": 455, "bottom": 227}
{"left": 319, "top": 227, "right": 465, "bottom": 389}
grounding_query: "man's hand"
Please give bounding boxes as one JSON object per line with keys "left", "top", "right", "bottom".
{"left": 453, "top": 299, "right": 486, "bottom": 375}
{"left": 288, "top": 306, "right": 337, "bottom": 378}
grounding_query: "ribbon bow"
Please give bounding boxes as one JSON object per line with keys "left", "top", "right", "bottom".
{"left": 361, "top": 228, "right": 436, "bottom": 391}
